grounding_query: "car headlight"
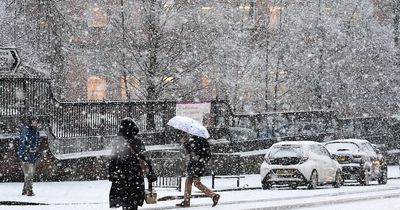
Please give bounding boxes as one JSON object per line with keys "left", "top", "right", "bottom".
{"left": 372, "top": 160, "right": 380, "bottom": 166}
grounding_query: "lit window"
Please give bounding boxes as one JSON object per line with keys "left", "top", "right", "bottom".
{"left": 239, "top": 0, "right": 255, "bottom": 27}
{"left": 88, "top": 5, "right": 107, "bottom": 28}
{"left": 163, "top": 76, "right": 174, "bottom": 84}
{"left": 163, "top": 0, "right": 174, "bottom": 8}
{"left": 269, "top": 6, "right": 282, "bottom": 27}
{"left": 201, "top": 75, "right": 210, "bottom": 86}
{"left": 201, "top": 6, "right": 212, "bottom": 14}
{"left": 87, "top": 76, "right": 106, "bottom": 100}
{"left": 278, "top": 70, "right": 287, "bottom": 95}
{"left": 268, "top": 70, "right": 287, "bottom": 96}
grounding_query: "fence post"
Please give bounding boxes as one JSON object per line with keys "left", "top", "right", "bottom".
{"left": 22, "top": 78, "right": 29, "bottom": 121}
{"left": 100, "top": 103, "right": 105, "bottom": 150}
{"left": 146, "top": 102, "right": 155, "bottom": 131}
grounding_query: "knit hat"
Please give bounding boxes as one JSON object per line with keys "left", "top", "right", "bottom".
{"left": 118, "top": 117, "right": 139, "bottom": 137}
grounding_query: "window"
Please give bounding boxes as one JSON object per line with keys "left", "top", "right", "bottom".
{"left": 278, "top": 70, "right": 287, "bottom": 95}
{"left": 201, "top": 6, "right": 212, "bottom": 14}
{"left": 201, "top": 75, "right": 210, "bottom": 87}
{"left": 239, "top": 0, "right": 255, "bottom": 28}
{"left": 120, "top": 76, "right": 139, "bottom": 100}
{"left": 318, "top": 145, "right": 331, "bottom": 157}
{"left": 269, "top": 69, "right": 287, "bottom": 97}
{"left": 269, "top": 6, "right": 282, "bottom": 27}
{"left": 88, "top": 4, "right": 107, "bottom": 28}
{"left": 87, "top": 76, "right": 106, "bottom": 100}
{"left": 163, "top": 0, "right": 174, "bottom": 8}
{"left": 362, "top": 143, "right": 377, "bottom": 157}
{"left": 269, "top": 146, "right": 303, "bottom": 159}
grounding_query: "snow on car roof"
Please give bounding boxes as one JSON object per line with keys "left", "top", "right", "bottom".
{"left": 326, "top": 139, "right": 370, "bottom": 145}
{"left": 273, "top": 141, "right": 321, "bottom": 146}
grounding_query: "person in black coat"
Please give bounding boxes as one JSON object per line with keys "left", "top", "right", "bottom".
{"left": 176, "top": 133, "right": 220, "bottom": 208}
{"left": 108, "top": 117, "right": 157, "bottom": 210}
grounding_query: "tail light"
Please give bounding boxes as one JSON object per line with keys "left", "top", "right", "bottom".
{"left": 299, "top": 157, "right": 309, "bottom": 164}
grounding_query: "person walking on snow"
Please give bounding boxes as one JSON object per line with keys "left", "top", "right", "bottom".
{"left": 108, "top": 117, "right": 157, "bottom": 210}
{"left": 176, "top": 133, "right": 220, "bottom": 208}
{"left": 18, "top": 116, "right": 40, "bottom": 196}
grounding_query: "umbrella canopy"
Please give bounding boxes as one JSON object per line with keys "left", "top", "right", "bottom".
{"left": 167, "top": 116, "right": 210, "bottom": 139}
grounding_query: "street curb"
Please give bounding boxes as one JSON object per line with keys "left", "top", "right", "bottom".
{"left": 158, "top": 187, "right": 261, "bottom": 201}
{"left": 0, "top": 201, "right": 48, "bottom": 205}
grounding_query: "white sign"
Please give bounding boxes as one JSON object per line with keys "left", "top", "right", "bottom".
{"left": 0, "top": 48, "right": 20, "bottom": 73}
{"left": 176, "top": 101, "right": 211, "bottom": 126}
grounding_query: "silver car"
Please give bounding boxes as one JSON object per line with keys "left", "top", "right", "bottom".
{"left": 324, "top": 139, "right": 387, "bottom": 185}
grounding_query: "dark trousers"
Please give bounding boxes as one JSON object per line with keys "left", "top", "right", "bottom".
{"left": 22, "top": 162, "right": 35, "bottom": 193}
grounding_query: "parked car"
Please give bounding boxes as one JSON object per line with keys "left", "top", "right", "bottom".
{"left": 260, "top": 141, "right": 343, "bottom": 190}
{"left": 324, "top": 139, "right": 387, "bottom": 185}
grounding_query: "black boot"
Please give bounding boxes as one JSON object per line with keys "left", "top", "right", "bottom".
{"left": 176, "top": 201, "right": 190, "bottom": 207}
{"left": 212, "top": 194, "right": 220, "bottom": 207}
{"left": 122, "top": 206, "right": 137, "bottom": 210}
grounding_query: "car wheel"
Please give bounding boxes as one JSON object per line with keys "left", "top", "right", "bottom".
{"left": 262, "top": 182, "right": 272, "bottom": 190}
{"left": 289, "top": 183, "right": 298, "bottom": 189}
{"left": 333, "top": 170, "right": 343, "bottom": 188}
{"left": 307, "top": 170, "right": 318, "bottom": 190}
{"left": 378, "top": 167, "right": 388, "bottom": 185}
{"left": 359, "top": 170, "right": 370, "bottom": 186}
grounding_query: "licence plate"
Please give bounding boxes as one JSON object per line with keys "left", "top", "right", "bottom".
{"left": 275, "top": 169, "right": 294, "bottom": 175}
{"left": 336, "top": 156, "right": 346, "bottom": 162}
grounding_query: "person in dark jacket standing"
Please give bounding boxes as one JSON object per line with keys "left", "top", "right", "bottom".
{"left": 18, "top": 116, "right": 40, "bottom": 196}
{"left": 108, "top": 117, "right": 157, "bottom": 210}
{"left": 176, "top": 133, "right": 220, "bottom": 208}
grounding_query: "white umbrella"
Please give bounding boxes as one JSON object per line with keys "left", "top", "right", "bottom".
{"left": 167, "top": 116, "right": 210, "bottom": 139}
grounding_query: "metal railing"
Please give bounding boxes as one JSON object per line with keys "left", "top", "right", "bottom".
{"left": 0, "top": 77, "right": 232, "bottom": 156}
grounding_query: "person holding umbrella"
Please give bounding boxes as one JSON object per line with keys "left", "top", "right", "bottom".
{"left": 168, "top": 116, "right": 220, "bottom": 208}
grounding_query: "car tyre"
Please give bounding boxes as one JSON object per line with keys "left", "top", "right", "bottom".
{"left": 333, "top": 170, "right": 343, "bottom": 188}
{"left": 307, "top": 170, "right": 318, "bottom": 190}
{"left": 378, "top": 167, "right": 387, "bottom": 185}
{"left": 262, "top": 182, "right": 272, "bottom": 190}
{"left": 359, "top": 169, "right": 370, "bottom": 186}
{"left": 289, "top": 183, "right": 298, "bottom": 190}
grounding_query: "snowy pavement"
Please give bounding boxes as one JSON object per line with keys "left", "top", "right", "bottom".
{"left": 0, "top": 166, "right": 400, "bottom": 210}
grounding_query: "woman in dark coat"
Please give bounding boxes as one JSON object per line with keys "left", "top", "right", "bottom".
{"left": 108, "top": 117, "right": 157, "bottom": 210}
{"left": 176, "top": 133, "right": 220, "bottom": 208}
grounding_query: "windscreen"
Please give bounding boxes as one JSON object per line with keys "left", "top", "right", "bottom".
{"left": 324, "top": 142, "right": 359, "bottom": 153}
{"left": 268, "top": 146, "right": 303, "bottom": 159}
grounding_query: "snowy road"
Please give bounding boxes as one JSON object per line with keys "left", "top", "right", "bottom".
{"left": 1, "top": 166, "right": 400, "bottom": 210}
{"left": 2, "top": 180, "right": 400, "bottom": 210}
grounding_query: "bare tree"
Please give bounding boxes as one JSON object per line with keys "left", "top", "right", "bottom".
{"left": 2, "top": 0, "right": 70, "bottom": 99}
{"left": 105, "top": 0, "right": 212, "bottom": 101}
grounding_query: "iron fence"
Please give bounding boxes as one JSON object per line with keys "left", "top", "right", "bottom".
{"left": 0, "top": 77, "right": 232, "bottom": 156}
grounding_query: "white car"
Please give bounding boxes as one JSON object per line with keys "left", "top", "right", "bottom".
{"left": 260, "top": 141, "right": 343, "bottom": 189}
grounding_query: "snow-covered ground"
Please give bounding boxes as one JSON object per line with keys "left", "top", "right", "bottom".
{"left": 1, "top": 166, "right": 400, "bottom": 210}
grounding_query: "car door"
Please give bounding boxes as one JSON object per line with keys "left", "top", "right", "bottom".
{"left": 316, "top": 144, "right": 336, "bottom": 182}
{"left": 364, "top": 142, "right": 379, "bottom": 172}
{"left": 320, "top": 145, "right": 337, "bottom": 182}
